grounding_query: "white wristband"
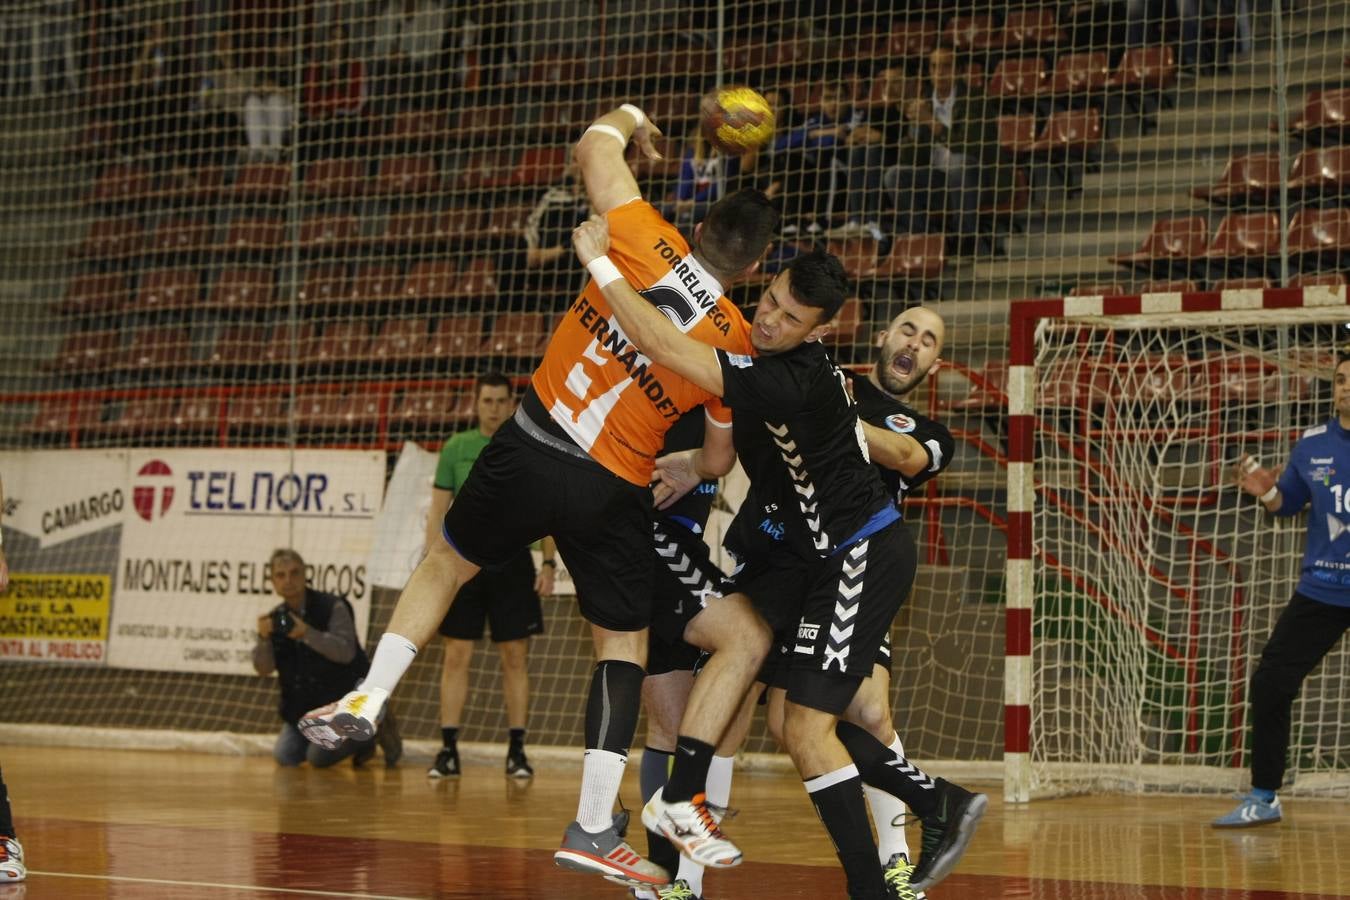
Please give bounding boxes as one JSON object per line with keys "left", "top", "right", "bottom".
{"left": 1260, "top": 486, "right": 1279, "bottom": 504}
{"left": 586, "top": 256, "right": 625, "bottom": 289}
{"left": 584, "top": 123, "right": 627, "bottom": 147}
{"left": 619, "top": 103, "right": 646, "bottom": 129}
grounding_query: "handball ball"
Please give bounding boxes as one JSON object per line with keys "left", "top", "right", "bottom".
{"left": 700, "top": 85, "right": 775, "bottom": 156}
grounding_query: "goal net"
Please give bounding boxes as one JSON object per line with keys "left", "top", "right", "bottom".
{"left": 1007, "top": 288, "right": 1350, "bottom": 801}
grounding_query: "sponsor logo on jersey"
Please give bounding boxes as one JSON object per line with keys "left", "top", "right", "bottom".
{"left": 727, "top": 353, "right": 754, "bottom": 368}
{"left": 1311, "top": 456, "right": 1335, "bottom": 464}
{"left": 797, "top": 621, "right": 820, "bottom": 641}
{"left": 1310, "top": 464, "right": 1335, "bottom": 486}
{"left": 885, "top": 413, "right": 917, "bottom": 433}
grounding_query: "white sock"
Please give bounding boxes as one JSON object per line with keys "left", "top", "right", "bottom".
{"left": 676, "top": 754, "right": 735, "bottom": 894}
{"left": 577, "top": 749, "right": 627, "bottom": 833}
{"left": 361, "top": 633, "right": 418, "bottom": 694}
{"left": 866, "top": 732, "right": 912, "bottom": 863}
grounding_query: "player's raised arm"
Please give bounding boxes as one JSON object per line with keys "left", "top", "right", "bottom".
{"left": 861, "top": 422, "right": 923, "bottom": 473}
{"left": 574, "top": 103, "right": 664, "bottom": 215}
{"left": 571, "top": 214, "right": 725, "bottom": 396}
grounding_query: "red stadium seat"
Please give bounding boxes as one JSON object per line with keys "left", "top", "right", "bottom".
{"left": 302, "top": 158, "right": 366, "bottom": 199}
{"left": 826, "top": 237, "right": 882, "bottom": 281}
{"left": 131, "top": 269, "right": 201, "bottom": 313}
{"left": 230, "top": 162, "right": 290, "bottom": 202}
{"left": 209, "top": 325, "right": 268, "bottom": 369}
{"left": 886, "top": 20, "right": 940, "bottom": 60}
{"left": 335, "top": 391, "right": 387, "bottom": 431}
{"left": 1203, "top": 213, "right": 1282, "bottom": 263}
{"left": 88, "top": 163, "right": 155, "bottom": 206}
{"left": 369, "top": 318, "right": 430, "bottom": 369}
{"left": 1141, "top": 280, "right": 1200, "bottom": 293}
{"left": 218, "top": 216, "right": 285, "bottom": 257}
{"left": 480, "top": 312, "right": 552, "bottom": 358}
{"left": 380, "top": 109, "right": 450, "bottom": 147}
{"left": 298, "top": 213, "right": 360, "bottom": 254}
{"left": 1113, "top": 354, "right": 1202, "bottom": 406}
{"left": 256, "top": 323, "right": 317, "bottom": 369}
{"left": 1191, "top": 153, "right": 1283, "bottom": 205}
{"left": 523, "top": 52, "right": 590, "bottom": 93}
{"left": 1289, "top": 271, "right": 1347, "bottom": 289}
{"left": 452, "top": 257, "right": 499, "bottom": 301}
{"left": 207, "top": 268, "right": 276, "bottom": 312}
{"left": 1214, "top": 354, "right": 1282, "bottom": 404}
{"left": 22, "top": 396, "right": 102, "bottom": 439}
{"left": 988, "top": 57, "right": 1049, "bottom": 103}
{"left": 490, "top": 146, "right": 567, "bottom": 189}
{"left": 348, "top": 265, "right": 405, "bottom": 305}
{"left": 394, "top": 388, "right": 474, "bottom": 432}
{"left": 1287, "top": 207, "right": 1350, "bottom": 261}
{"left": 308, "top": 321, "right": 372, "bottom": 369}
{"left": 943, "top": 15, "right": 998, "bottom": 51}
{"left": 436, "top": 206, "right": 487, "bottom": 247}
{"left": 372, "top": 210, "right": 440, "bottom": 252}
{"left": 1040, "top": 357, "right": 1112, "bottom": 409}
{"left": 44, "top": 329, "right": 120, "bottom": 375}
{"left": 825, "top": 297, "right": 865, "bottom": 346}
{"left": 1110, "top": 217, "right": 1208, "bottom": 273}
{"left": 427, "top": 315, "right": 486, "bottom": 363}
{"left": 1069, "top": 283, "right": 1125, "bottom": 297}
{"left": 1288, "top": 146, "right": 1350, "bottom": 199}
{"left": 58, "top": 273, "right": 129, "bottom": 317}
{"left": 483, "top": 204, "right": 532, "bottom": 242}
{"left": 372, "top": 155, "right": 440, "bottom": 197}
{"left": 169, "top": 396, "right": 222, "bottom": 439}
{"left": 113, "top": 327, "right": 192, "bottom": 373}
{"left": 147, "top": 216, "right": 215, "bottom": 257}
{"left": 402, "top": 261, "right": 459, "bottom": 306}
{"left": 871, "top": 235, "right": 947, "bottom": 282}
{"left": 298, "top": 265, "right": 349, "bottom": 311}
{"left": 998, "top": 115, "right": 1038, "bottom": 155}
{"left": 1050, "top": 52, "right": 1112, "bottom": 102}
{"left": 97, "top": 396, "right": 179, "bottom": 440}
{"left": 1029, "top": 109, "right": 1103, "bottom": 157}
{"left": 1108, "top": 46, "right": 1178, "bottom": 91}
{"left": 1288, "top": 88, "right": 1350, "bottom": 144}
{"left": 1001, "top": 9, "right": 1065, "bottom": 50}
{"left": 953, "top": 360, "right": 1008, "bottom": 411}
{"left": 293, "top": 390, "right": 346, "bottom": 431}
{"left": 74, "top": 217, "right": 145, "bottom": 261}
{"left": 1212, "top": 277, "right": 1271, "bottom": 291}
{"left": 451, "top": 104, "right": 514, "bottom": 145}
{"left": 227, "top": 393, "right": 289, "bottom": 433}
{"left": 456, "top": 150, "right": 514, "bottom": 192}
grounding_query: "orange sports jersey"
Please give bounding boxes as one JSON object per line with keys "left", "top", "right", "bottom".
{"left": 531, "top": 198, "right": 753, "bottom": 486}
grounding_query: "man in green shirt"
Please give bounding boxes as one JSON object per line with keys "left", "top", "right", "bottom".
{"left": 424, "top": 373, "right": 557, "bottom": 779}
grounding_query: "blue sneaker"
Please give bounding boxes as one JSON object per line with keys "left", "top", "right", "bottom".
{"left": 1212, "top": 792, "right": 1282, "bottom": 828}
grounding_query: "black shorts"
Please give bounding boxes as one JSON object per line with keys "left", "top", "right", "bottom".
{"left": 649, "top": 518, "right": 727, "bottom": 647}
{"left": 442, "top": 415, "right": 656, "bottom": 632}
{"left": 727, "top": 519, "right": 916, "bottom": 715}
{"left": 437, "top": 550, "right": 544, "bottom": 642}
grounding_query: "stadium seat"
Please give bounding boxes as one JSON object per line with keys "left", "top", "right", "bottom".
{"left": 998, "top": 114, "right": 1039, "bottom": 155}
{"left": 169, "top": 395, "right": 221, "bottom": 441}
{"left": 156, "top": 165, "right": 225, "bottom": 206}
{"left": 21, "top": 396, "right": 102, "bottom": 441}
{"left": 208, "top": 325, "right": 267, "bottom": 369}
{"left": 147, "top": 216, "right": 215, "bottom": 257}
{"left": 298, "top": 213, "right": 360, "bottom": 255}
{"left": 427, "top": 315, "right": 486, "bottom": 364}
{"left": 988, "top": 57, "right": 1049, "bottom": 104}
{"left": 871, "top": 235, "right": 947, "bottom": 283}
{"left": 380, "top": 109, "right": 450, "bottom": 148}
{"left": 113, "top": 327, "right": 192, "bottom": 374}
{"left": 1287, "top": 207, "right": 1350, "bottom": 264}
{"left": 480, "top": 312, "right": 552, "bottom": 358}
{"left": 293, "top": 389, "right": 347, "bottom": 432}
{"left": 490, "top": 146, "right": 567, "bottom": 189}
{"left": 1001, "top": 9, "right": 1065, "bottom": 51}
{"left": 885, "top": 19, "right": 941, "bottom": 61}
{"left": 1202, "top": 213, "right": 1282, "bottom": 269}
{"left": 372, "top": 211, "right": 440, "bottom": 252}
{"left": 131, "top": 268, "right": 201, "bottom": 314}
{"left": 1212, "top": 277, "right": 1271, "bottom": 291}
{"left": 436, "top": 206, "right": 487, "bottom": 247}
{"left": 402, "top": 260, "right": 460, "bottom": 307}
{"left": 979, "top": 166, "right": 1031, "bottom": 222}
{"left": 394, "top": 388, "right": 474, "bottom": 433}
{"left": 230, "top": 162, "right": 290, "bottom": 203}
{"left": 256, "top": 323, "right": 317, "bottom": 369}
{"left": 44, "top": 329, "right": 120, "bottom": 375}
{"left": 826, "top": 236, "right": 882, "bottom": 281}
{"left": 1191, "top": 153, "right": 1283, "bottom": 205}
{"left": 88, "top": 163, "right": 155, "bottom": 207}
{"left": 1069, "top": 283, "right": 1125, "bottom": 296}
{"left": 1114, "top": 354, "right": 1201, "bottom": 406}
{"left": 943, "top": 15, "right": 999, "bottom": 51}
{"left": 308, "top": 321, "right": 373, "bottom": 369}
{"left": 369, "top": 317, "right": 430, "bottom": 370}
{"left": 298, "top": 265, "right": 349, "bottom": 311}
{"left": 302, "top": 158, "right": 366, "bottom": 199}
{"left": 348, "top": 264, "right": 405, "bottom": 305}
{"left": 1289, "top": 271, "right": 1347, "bottom": 288}
{"left": 1288, "top": 88, "right": 1350, "bottom": 145}
{"left": 58, "top": 272, "right": 128, "bottom": 317}
{"left": 452, "top": 256, "right": 499, "bottom": 301}
{"left": 217, "top": 216, "right": 285, "bottom": 258}
{"left": 74, "top": 217, "right": 145, "bottom": 261}
{"left": 1108, "top": 46, "right": 1179, "bottom": 91}
{"left": 452, "top": 104, "right": 515, "bottom": 145}
{"left": 97, "top": 396, "right": 178, "bottom": 441}
{"left": 1141, "top": 280, "right": 1200, "bottom": 293}
{"left": 227, "top": 393, "right": 289, "bottom": 435}
{"left": 1287, "top": 146, "right": 1350, "bottom": 198}
{"left": 1049, "top": 52, "right": 1112, "bottom": 104}
{"left": 483, "top": 203, "right": 532, "bottom": 242}
{"left": 1029, "top": 108, "right": 1103, "bottom": 157}
{"left": 335, "top": 390, "right": 387, "bottom": 432}
{"left": 457, "top": 149, "right": 515, "bottom": 193}
{"left": 207, "top": 268, "right": 276, "bottom": 313}
{"left": 372, "top": 155, "right": 440, "bottom": 197}
{"left": 522, "top": 98, "right": 590, "bottom": 143}
{"left": 1109, "top": 216, "right": 1208, "bottom": 275}
{"left": 524, "top": 52, "right": 591, "bottom": 94}
{"left": 825, "top": 297, "right": 865, "bottom": 346}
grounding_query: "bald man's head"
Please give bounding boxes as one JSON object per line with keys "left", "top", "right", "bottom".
{"left": 872, "top": 307, "right": 946, "bottom": 397}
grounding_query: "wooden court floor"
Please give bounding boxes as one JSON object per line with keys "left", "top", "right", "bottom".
{"left": 1, "top": 744, "right": 1347, "bottom": 899}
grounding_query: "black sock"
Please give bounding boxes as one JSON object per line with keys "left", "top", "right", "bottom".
{"left": 805, "top": 766, "right": 885, "bottom": 899}
{"left": 584, "top": 660, "right": 645, "bottom": 753}
{"left": 0, "top": 769, "right": 13, "bottom": 838}
{"left": 662, "top": 735, "right": 715, "bottom": 803}
{"left": 508, "top": 728, "right": 526, "bottom": 753}
{"left": 836, "top": 720, "right": 938, "bottom": 818}
{"left": 441, "top": 727, "right": 459, "bottom": 751}
{"left": 639, "top": 747, "right": 679, "bottom": 874}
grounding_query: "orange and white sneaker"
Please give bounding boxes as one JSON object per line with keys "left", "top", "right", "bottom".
{"left": 554, "top": 819, "right": 669, "bottom": 887}
{"left": 298, "top": 687, "right": 389, "bottom": 750}
{"left": 0, "top": 835, "right": 25, "bottom": 882}
{"left": 641, "top": 792, "right": 742, "bottom": 869}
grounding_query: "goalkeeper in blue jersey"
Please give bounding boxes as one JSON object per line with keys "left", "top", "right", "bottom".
{"left": 1214, "top": 354, "right": 1350, "bottom": 828}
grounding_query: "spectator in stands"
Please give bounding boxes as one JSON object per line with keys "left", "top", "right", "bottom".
{"left": 191, "top": 29, "right": 256, "bottom": 165}
{"left": 1126, "top": 0, "right": 1252, "bottom": 69}
{"left": 242, "top": 35, "right": 295, "bottom": 159}
{"left": 767, "top": 81, "right": 858, "bottom": 233}
{"left": 829, "top": 66, "right": 918, "bottom": 242}
{"left": 664, "top": 130, "right": 760, "bottom": 244}
{"left": 253, "top": 548, "right": 402, "bottom": 768}
{"left": 497, "top": 154, "right": 590, "bottom": 311}
{"left": 299, "top": 24, "right": 367, "bottom": 159}
{"left": 372, "top": 0, "right": 448, "bottom": 111}
{"left": 884, "top": 47, "right": 1010, "bottom": 255}
{"left": 425, "top": 374, "right": 556, "bottom": 780}
{"left": 121, "top": 20, "right": 184, "bottom": 158}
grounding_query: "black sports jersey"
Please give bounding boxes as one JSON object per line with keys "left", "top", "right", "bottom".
{"left": 657, "top": 408, "right": 719, "bottom": 531}
{"left": 846, "top": 371, "right": 955, "bottom": 508}
{"left": 717, "top": 341, "right": 896, "bottom": 558}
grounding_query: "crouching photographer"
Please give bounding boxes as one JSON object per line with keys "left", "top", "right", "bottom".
{"left": 253, "top": 548, "right": 402, "bottom": 768}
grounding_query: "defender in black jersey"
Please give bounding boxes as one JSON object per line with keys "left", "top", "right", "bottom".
{"left": 572, "top": 217, "right": 984, "bottom": 900}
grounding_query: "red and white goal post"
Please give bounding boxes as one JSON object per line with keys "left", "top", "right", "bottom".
{"left": 1004, "top": 286, "right": 1350, "bottom": 802}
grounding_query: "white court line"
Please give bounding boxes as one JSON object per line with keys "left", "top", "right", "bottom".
{"left": 29, "top": 870, "right": 426, "bottom": 899}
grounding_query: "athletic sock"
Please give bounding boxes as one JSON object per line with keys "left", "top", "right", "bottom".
{"left": 577, "top": 660, "right": 644, "bottom": 833}
{"left": 508, "top": 727, "right": 526, "bottom": 753}
{"left": 440, "top": 726, "right": 459, "bottom": 750}
{"left": 837, "top": 720, "right": 938, "bottom": 818}
{"left": 362, "top": 633, "right": 418, "bottom": 694}
{"left": 661, "top": 736, "right": 714, "bottom": 803}
{"left": 676, "top": 754, "right": 735, "bottom": 896}
{"left": 639, "top": 748, "right": 679, "bottom": 875}
{"left": 577, "top": 749, "right": 628, "bottom": 833}
{"left": 865, "top": 733, "right": 913, "bottom": 863}
{"left": 805, "top": 765, "right": 886, "bottom": 899}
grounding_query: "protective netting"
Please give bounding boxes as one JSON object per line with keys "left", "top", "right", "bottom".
{"left": 1030, "top": 311, "right": 1350, "bottom": 797}
{"left": 0, "top": 2, "right": 1343, "bottom": 769}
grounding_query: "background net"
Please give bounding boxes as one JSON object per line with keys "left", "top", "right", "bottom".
{"left": 0, "top": 0, "right": 1344, "bottom": 783}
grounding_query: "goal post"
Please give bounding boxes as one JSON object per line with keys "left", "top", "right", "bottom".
{"left": 1006, "top": 286, "right": 1350, "bottom": 802}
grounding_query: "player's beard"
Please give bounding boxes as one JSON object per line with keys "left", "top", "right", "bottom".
{"left": 876, "top": 349, "right": 920, "bottom": 397}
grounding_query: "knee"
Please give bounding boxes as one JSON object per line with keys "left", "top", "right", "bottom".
{"left": 1250, "top": 665, "right": 1295, "bottom": 703}
{"left": 765, "top": 707, "right": 786, "bottom": 746}
{"left": 441, "top": 640, "right": 473, "bottom": 671}
{"left": 851, "top": 696, "right": 892, "bottom": 741}
{"left": 498, "top": 641, "right": 529, "bottom": 674}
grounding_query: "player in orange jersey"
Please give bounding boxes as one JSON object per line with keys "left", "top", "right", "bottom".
{"left": 298, "top": 103, "right": 780, "bottom": 889}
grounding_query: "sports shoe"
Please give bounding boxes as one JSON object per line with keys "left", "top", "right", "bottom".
{"left": 641, "top": 791, "right": 742, "bottom": 869}
{"left": 428, "top": 746, "right": 460, "bottom": 779}
{"left": 506, "top": 747, "right": 534, "bottom": 779}
{"left": 0, "top": 836, "right": 25, "bottom": 882}
{"left": 657, "top": 879, "right": 699, "bottom": 899}
{"left": 909, "top": 779, "right": 988, "bottom": 892}
{"left": 883, "top": 852, "right": 926, "bottom": 900}
{"left": 554, "top": 819, "right": 670, "bottom": 887}
{"left": 1212, "top": 791, "right": 1282, "bottom": 828}
{"left": 298, "top": 686, "right": 389, "bottom": 749}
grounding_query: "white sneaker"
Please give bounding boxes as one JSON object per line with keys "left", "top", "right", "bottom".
{"left": 0, "top": 835, "right": 25, "bottom": 882}
{"left": 298, "top": 687, "right": 389, "bottom": 749}
{"left": 641, "top": 791, "right": 742, "bottom": 869}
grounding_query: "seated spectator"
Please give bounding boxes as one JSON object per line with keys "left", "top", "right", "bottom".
{"left": 372, "top": 0, "right": 448, "bottom": 111}
{"left": 498, "top": 153, "right": 591, "bottom": 311}
{"left": 191, "top": 29, "right": 256, "bottom": 165}
{"left": 242, "top": 37, "right": 295, "bottom": 159}
{"left": 766, "top": 81, "right": 858, "bottom": 232}
{"left": 663, "top": 130, "right": 759, "bottom": 243}
{"left": 300, "top": 24, "right": 367, "bottom": 159}
{"left": 253, "top": 548, "right": 402, "bottom": 769}
{"left": 121, "top": 21, "right": 191, "bottom": 159}
{"left": 830, "top": 66, "right": 917, "bottom": 242}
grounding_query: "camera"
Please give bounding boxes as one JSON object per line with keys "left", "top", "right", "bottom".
{"left": 270, "top": 604, "right": 296, "bottom": 638}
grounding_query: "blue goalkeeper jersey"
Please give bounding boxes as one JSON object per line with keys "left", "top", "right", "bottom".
{"left": 1274, "top": 417, "right": 1350, "bottom": 607}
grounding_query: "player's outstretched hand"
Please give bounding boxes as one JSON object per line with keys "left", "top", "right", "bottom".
{"left": 652, "top": 450, "right": 702, "bottom": 511}
{"left": 632, "top": 115, "right": 664, "bottom": 161}
{"left": 1233, "top": 454, "right": 1278, "bottom": 499}
{"left": 572, "top": 214, "right": 611, "bottom": 266}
